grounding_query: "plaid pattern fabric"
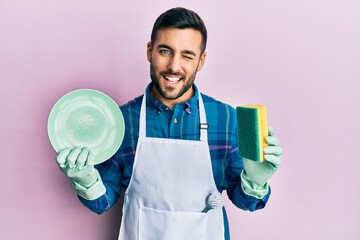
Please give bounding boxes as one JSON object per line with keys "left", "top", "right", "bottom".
{"left": 79, "top": 83, "right": 270, "bottom": 239}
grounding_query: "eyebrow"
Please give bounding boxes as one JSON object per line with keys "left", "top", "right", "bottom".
{"left": 157, "top": 44, "right": 197, "bottom": 57}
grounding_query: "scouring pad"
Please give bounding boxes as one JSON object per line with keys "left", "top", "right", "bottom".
{"left": 236, "top": 105, "right": 268, "bottom": 162}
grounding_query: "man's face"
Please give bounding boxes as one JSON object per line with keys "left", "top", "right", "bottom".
{"left": 147, "top": 28, "right": 206, "bottom": 106}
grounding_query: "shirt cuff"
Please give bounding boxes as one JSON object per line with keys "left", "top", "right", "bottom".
{"left": 71, "top": 170, "right": 106, "bottom": 200}
{"left": 240, "top": 170, "right": 269, "bottom": 199}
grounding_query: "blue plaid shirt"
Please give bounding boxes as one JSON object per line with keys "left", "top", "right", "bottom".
{"left": 80, "top": 83, "right": 270, "bottom": 239}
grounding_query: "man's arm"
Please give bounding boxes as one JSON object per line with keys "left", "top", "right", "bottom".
{"left": 55, "top": 147, "right": 124, "bottom": 214}
{"left": 77, "top": 157, "right": 124, "bottom": 214}
{"left": 225, "top": 147, "right": 271, "bottom": 211}
{"left": 224, "top": 107, "right": 272, "bottom": 211}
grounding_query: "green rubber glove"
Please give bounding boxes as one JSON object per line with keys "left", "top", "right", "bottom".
{"left": 56, "top": 147, "right": 106, "bottom": 200}
{"left": 241, "top": 127, "right": 282, "bottom": 198}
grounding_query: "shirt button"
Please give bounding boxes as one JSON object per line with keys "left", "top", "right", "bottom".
{"left": 173, "top": 118, "right": 178, "bottom": 124}
{"left": 165, "top": 107, "right": 169, "bottom": 111}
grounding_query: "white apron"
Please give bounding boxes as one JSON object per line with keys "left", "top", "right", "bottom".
{"left": 118, "top": 92, "right": 224, "bottom": 240}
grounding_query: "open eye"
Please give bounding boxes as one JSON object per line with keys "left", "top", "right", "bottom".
{"left": 159, "top": 49, "right": 171, "bottom": 55}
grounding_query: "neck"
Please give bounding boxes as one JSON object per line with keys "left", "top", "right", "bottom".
{"left": 150, "top": 86, "right": 194, "bottom": 109}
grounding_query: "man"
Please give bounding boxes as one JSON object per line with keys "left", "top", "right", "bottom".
{"left": 56, "top": 7, "right": 282, "bottom": 240}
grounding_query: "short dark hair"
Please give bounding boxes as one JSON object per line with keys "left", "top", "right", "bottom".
{"left": 150, "top": 7, "right": 207, "bottom": 54}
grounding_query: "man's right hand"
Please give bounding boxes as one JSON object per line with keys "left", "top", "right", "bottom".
{"left": 56, "top": 147, "right": 98, "bottom": 188}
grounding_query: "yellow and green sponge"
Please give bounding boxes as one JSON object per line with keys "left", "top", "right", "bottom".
{"left": 236, "top": 105, "right": 269, "bottom": 162}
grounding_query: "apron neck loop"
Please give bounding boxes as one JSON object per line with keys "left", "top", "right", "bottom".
{"left": 139, "top": 92, "right": 208, "bottom": 141}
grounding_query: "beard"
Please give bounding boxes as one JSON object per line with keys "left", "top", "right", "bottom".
{"left": 150, "top": 63, "right": 198, "bottom": 100}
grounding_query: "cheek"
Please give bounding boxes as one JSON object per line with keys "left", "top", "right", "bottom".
{"left": 183, "top": 62, "right": 199, "bottom": 74}
{"left": 152, "top": 56, "right": 169, "bottom": 70}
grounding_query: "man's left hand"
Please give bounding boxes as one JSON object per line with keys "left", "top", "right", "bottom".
{"left": 242, "top": 126, "right": 282, "bottom": 187}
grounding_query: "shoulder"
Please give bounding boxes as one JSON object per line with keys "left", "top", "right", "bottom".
{"left": 120, "top": 95, "right": 143, "bottom": 111}
{"left": 200, "top": 92, "right": 237, "bottom": 135}
{"left": 200, "top": 93, "right": 238, "bottom": 146}
{"left": 118, "top": 95, "right": 143, "bottom": 130}
{"left": 200, "top": 92, "right": 236, "bottom": 116}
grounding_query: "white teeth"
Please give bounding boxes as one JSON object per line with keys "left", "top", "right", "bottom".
{"left": 164, "top": 76, "right": 181, "bottom": 82}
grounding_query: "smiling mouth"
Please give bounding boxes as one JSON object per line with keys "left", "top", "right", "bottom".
{"left": 163, "top": 75, "right": 182, "bottom": 83}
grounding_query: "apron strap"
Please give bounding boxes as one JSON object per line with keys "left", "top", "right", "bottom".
{"left": 139, "top": 91, "right": 208, "bottom": 141}
{"left": 198, "top": 93, "right": 208, "bottom": 141}
{"left": 139, "top": 94, "right": 147, "bottom": 139}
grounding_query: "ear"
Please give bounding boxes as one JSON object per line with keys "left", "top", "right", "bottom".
{"left": 147, "top": 42, "right": 152, "bottom": 63}
{"left": 196, "top": 52, "right": 207, "bottom": 72}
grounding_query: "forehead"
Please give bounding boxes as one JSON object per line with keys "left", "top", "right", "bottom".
{"left": 154, "top": 28, "right": 202, "bottom": 53}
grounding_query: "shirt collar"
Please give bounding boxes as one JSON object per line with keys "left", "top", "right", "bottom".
{"left": 145, "top": 82, "right": 199, "bottom": 115}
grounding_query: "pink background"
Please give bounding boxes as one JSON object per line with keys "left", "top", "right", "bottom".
{"left": 1, "top": 0, "right": 359, "bottom": 239}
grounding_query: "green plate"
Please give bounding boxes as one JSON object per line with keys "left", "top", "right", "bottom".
{"left": 48, "top": 89, "right": 125, "bottom": 164}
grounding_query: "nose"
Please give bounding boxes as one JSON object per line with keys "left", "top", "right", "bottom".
{"left": 168, "top": 55, "right": 181, "bottom": 73}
